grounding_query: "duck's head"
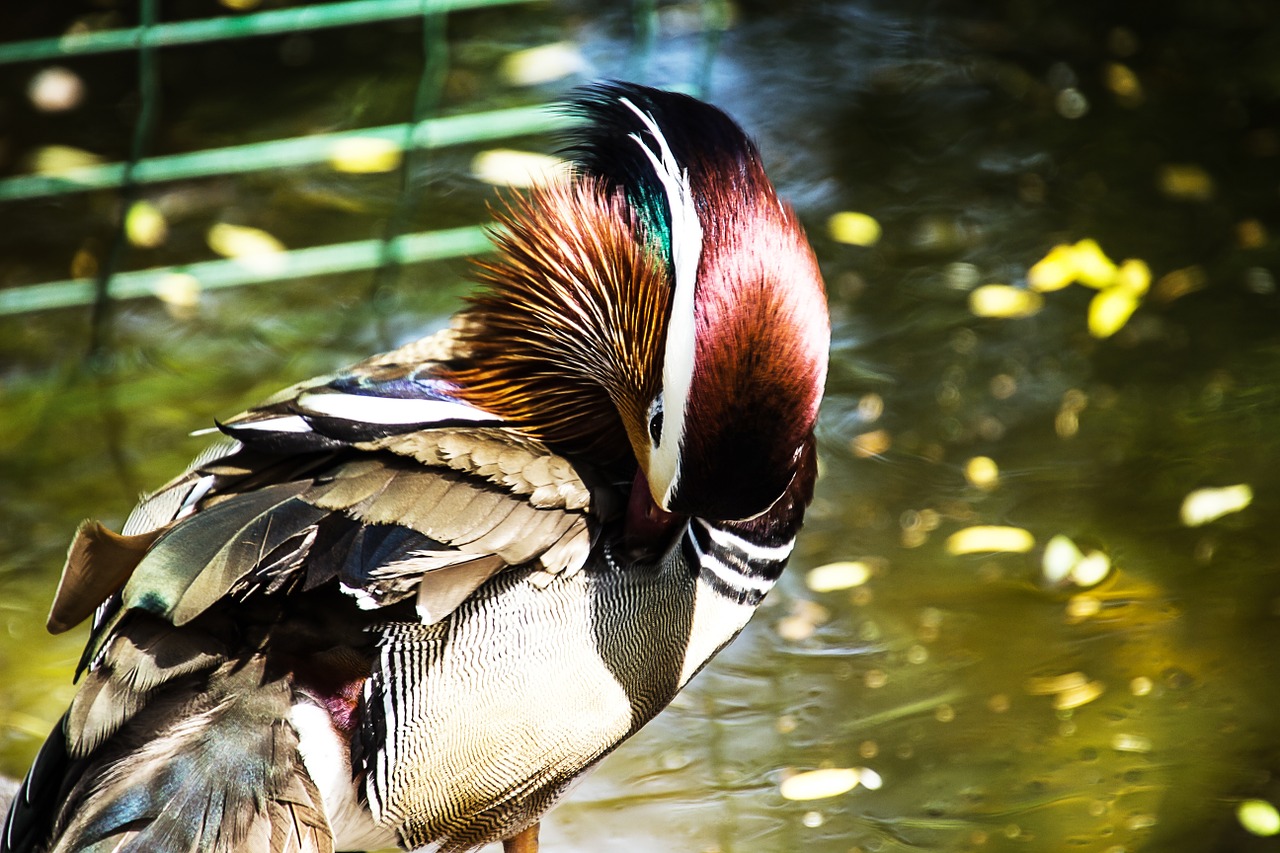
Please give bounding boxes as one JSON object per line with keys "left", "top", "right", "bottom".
{"left": 452, "top": 82, "right": 829, "bottom": 524}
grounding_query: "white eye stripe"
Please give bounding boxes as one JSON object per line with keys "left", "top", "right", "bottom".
{"left": 618, "top": 96, "right": 703, "bottom": 509}
{"left": 617, "top": 97, "right": 702, "bottom": 298}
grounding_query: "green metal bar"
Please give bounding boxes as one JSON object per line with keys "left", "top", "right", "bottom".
{"left": 0, "top": 0, "right": 536, "bottom": 65}
{"left": 0, "top": 226, "right": 494, "bottom": 316}
{"left": 0, "top": 105, "right": 568, "bottom": 202}
{"left": 90, "top": 0, "right": 162, "bottom": 356}
{"left": 367, "top": 0, "right": 452, "bottom": 337}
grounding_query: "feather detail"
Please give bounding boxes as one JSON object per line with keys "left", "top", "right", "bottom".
{"left": 122, "top": 482, "right": 323, "bottom": 626}
{"left": 358, "top": 428, "right": 593, "bottom": 511}
{"left": 67, "top": 615, "right": 224, "bottom": 758}
{"left": 51, "top": 656, "right": 333, "bottom": 853}
{"left": 48, "top": 523, "right": 161, "bottom": 634}
{"left": 304, "top": 456, "right": 592, "bottom": 578}
{"left": 219, "top": 327, "right": 497, "bottom": 454}
{"left": 413, "top": 556, "right": 506, "bottom": 625}
{"left": 445, "top": 179, "right": 669, "bottom": 474}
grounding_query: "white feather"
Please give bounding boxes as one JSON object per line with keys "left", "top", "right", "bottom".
{"left": 291, "top": 702, "right": 397, "bottom": 851}
{"left": 619, "top": 97, "right": 703, "bottom": 508}
{"left": 296, "top": 392, "right": 500, "bottom": 426}
{"left": 227, "top": 414, "right": 313, "bottom": 433}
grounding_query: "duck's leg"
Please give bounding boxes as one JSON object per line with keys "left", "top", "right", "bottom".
{"left": 503, "top": 822, "right": 539, "bottom": 853}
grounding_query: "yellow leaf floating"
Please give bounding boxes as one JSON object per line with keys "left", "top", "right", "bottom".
{"left": 207, "top": 223, "right": 286, "bottom": 274}
{"left": 964, "top": 456, "right": 999, "bottom": 489}
{"left": 1045, "top": 534, "right": 1114, "bottom": 589}
{"left": 850, "top": 428, "right": 891, "bottom": 458}
{"left": 780, "top": 768, "right": 862, "bottom": 801}
{"left": 828, "top": 211, "right": 882, "bottom": 247}
{"left": 500, "top": 42, "right": 586, "bottom": 86}
{"left": 1111, "top": 733, "right": 1153, "bottom": 753}
{"left": 1159, "top": 164, "right": 1214, "bottom": 201}
{"left": 1041, "top": 534, "right": 1083, "bottom": 585}
{"left": 1154, "top": 265, "right": 1207, "bottom": 301}
{"left": 70, "top": 248, "right": 98, "bottom": 278}
{"left": 1104, "top": 62, "right": 1143, "bottom": 104}
{"left": 1114, "top": 258, "right": 1151, "bottom": 295}
{"left": 1024, "top": 671, "right": 1105, "bottom": 709}
{"left": 1088, "top": 287, "right": 1140, "bottom": 338}
{"left": 153, "top": 273, "right": 201, "bottom": 309}
{"left": 125, "top": 201, "right": 168, "bottom": 248}
{"left": 1070, "top": 238, "right": 1118, "bottom": 288}
{"left": 328, "top": 137, "right": 402, "bottom": 174}
{"left": 1028, "top": 238, "right": 1152, "bottom": 349}
{"left": 1025, "top": 671, "right": 1089, "bottom": 695}
{"left": 1238, "top": 800, "right": 1280, "bottom": 837}
{"left": 968, "top": 284, "right": 1043, "bottom": 318}
{"left": 1180, "top": 484, "right": 1253, "bottom": 526}
{"left": 471, "top": 149, "right": 565, "bottom": 188}
{"left": 1238, "top": 219, "right": 1268, "bottom": 249}
{"left": 945, "top": 525, "right": 1034, "bottom": 555}
{"left": 30, "top": 144, "right": 105, "bottom": 175}
{"left": 208, "top": 222, "right": 285, "bottom": 257}
{"left": 1027, "top": 244, "right": 1078, "bottom": 292}
{"left": 1053, "top": 679, "right": 1105, "bottom": 710}
{"left": 776, "top": 599, "right": 830, "bottom": 642}
{"left": 1070, "top": 551, "right": 1112, "bottom": 587}
{"left": 806, "top": 561, "right": 872, "bottom": 592}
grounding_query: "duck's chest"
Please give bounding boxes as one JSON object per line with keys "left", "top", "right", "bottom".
{"left": 356, "top": 556, "right": 754, "bottom": 851}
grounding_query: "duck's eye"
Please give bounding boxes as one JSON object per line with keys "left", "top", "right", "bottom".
{"left": 648, "top": 395, "right": 664, "bottom": 445}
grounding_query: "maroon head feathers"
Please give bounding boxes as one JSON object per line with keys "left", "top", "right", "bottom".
{"left": 672, "top": 183, "right": 828, "bottom": 520}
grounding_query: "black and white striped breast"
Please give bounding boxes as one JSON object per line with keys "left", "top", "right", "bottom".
{"left": 358, "top": 559, "right": 700, "bottom": 852}
{"left": 684, "top": 517, "right": 794, "bottom": 606}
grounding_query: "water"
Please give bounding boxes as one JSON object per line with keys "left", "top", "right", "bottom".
{"left": 3, "top": 1, "right": 1280, "bottom": 851}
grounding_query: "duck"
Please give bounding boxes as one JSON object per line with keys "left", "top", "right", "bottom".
{"left": 1, "top": 81, "right": 829, "bottom": 853}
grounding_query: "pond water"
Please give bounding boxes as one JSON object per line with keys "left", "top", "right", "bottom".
{"left": 3, "top": 1, "right": 1280, "bottom": 851}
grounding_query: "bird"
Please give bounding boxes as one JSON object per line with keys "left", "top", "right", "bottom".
{"left": 1, "top": 81, "right": 829, "bottom": 853}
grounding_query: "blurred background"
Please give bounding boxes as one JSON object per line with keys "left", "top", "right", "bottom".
{"left": 3, "top": 1, "right": 1280, "bottom": 851}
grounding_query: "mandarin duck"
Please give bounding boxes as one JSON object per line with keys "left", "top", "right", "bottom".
{"left": 2, "top": 81, "right": 829, "bottom": 853}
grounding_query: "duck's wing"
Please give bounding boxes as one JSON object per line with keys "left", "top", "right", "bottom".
{"left": 4, "top": 331, "right": 613, "bottom": 853}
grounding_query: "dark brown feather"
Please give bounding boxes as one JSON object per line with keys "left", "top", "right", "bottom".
{"left": 66, "top": 616, "right": 225, "bottom": 758}
{"left": 48, "top": 523, "right": 162, "bottom": 634}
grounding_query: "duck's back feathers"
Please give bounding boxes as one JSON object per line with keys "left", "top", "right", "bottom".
{"left": 5, "top": 329, "right": 610, "bottom": 853}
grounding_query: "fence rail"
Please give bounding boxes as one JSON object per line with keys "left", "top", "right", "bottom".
{"left": 0, "top": 0, "right": 529, "bottom": 65}
{"left": 0, "top": 106, "right": 567, "bottom": 202}
{"left": 0, "top": 0, "right": 563, "bottom": 316}
{"left": 0, "top": 226, "right": 494, "bottom": 316}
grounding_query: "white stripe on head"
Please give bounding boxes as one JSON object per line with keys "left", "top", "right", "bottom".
{"left": 619, "top": 96, "right": 703, "bottom": 508}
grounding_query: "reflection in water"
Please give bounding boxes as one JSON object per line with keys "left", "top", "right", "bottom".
{"left": 3, "top": 1, "right": 1280, "bottom": 851}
